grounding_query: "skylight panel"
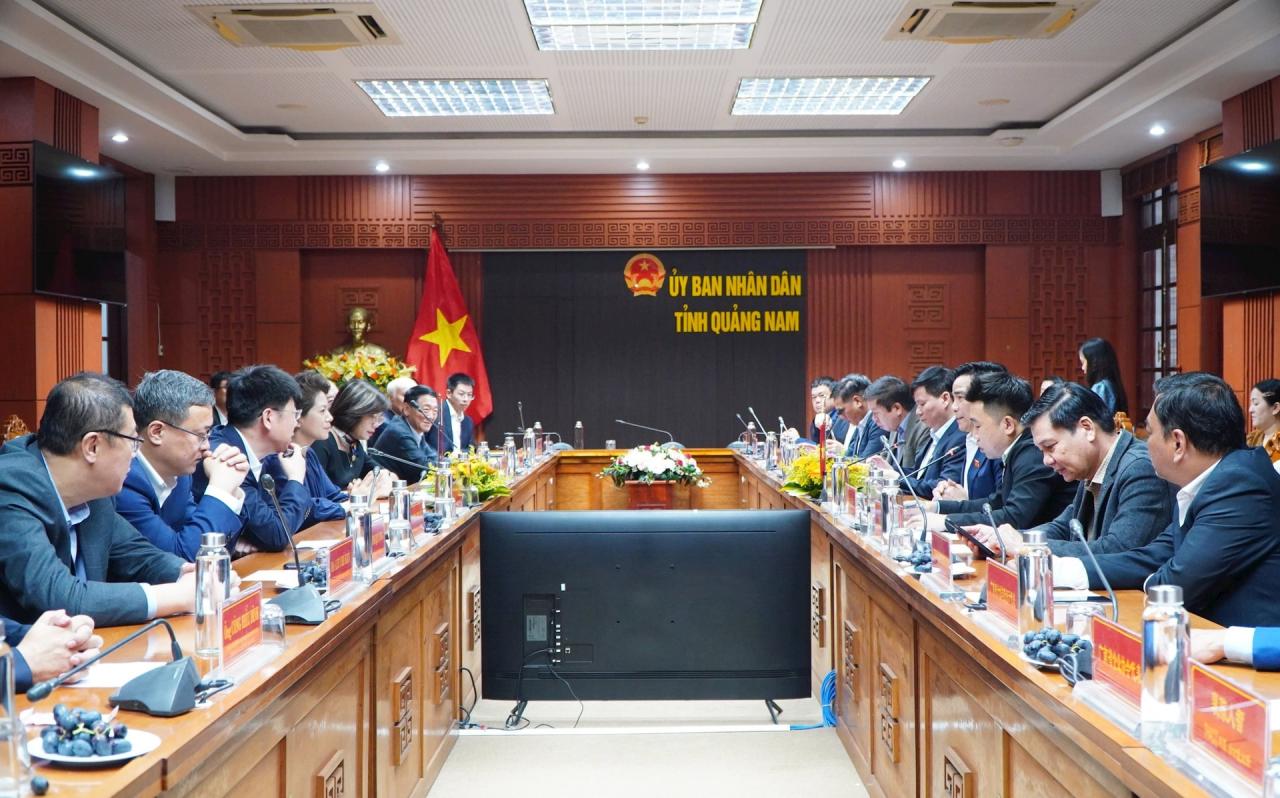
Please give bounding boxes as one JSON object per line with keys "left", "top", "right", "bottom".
{"left": 356, "top": 79, "right": 555, "bottom": 117}
{"left": 525, "top": 0, "right": 762, "bottom": 51}
{"left": 731, "top": 77, "right": 930, "bottom": 116}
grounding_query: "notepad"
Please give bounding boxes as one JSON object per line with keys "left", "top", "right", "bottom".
{"left": 65, "top": 661, "right": 165, "bottom": 689}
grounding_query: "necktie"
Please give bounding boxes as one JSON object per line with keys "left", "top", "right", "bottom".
{"left": 1080, "top": 485, "right": 1100, "bottom": 540}
{"left": 72, "top": 528, "right": 87, "bottom": 583}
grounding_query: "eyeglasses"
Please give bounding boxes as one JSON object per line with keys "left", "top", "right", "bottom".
{"left": 262, "top": 407, "right": 303, "bottom": 422}
{"left": 94, "top": 429, "right": 145, "bottom": 453}
{"left": 162, "top": 420, "right": 211, "bottom": 445}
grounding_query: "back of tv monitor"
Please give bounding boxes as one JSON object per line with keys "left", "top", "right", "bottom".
{"left": 481, "top": 510, "right": 811, "bottom": 702}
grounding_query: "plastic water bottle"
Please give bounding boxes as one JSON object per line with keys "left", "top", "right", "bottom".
{"left": 0, "top": 627, "right": 31, "bottom": 798}
{"left": 533, "top": 421, "right": 545, "bottom": 457}
{"left": 1016, "top": 529, "right": 1054, "bottom": 640}
{"left": 523, "top": 428, "right": 536, "bottom": 470}
{"left": 1141, "top": 584, "right": 1189, "bottom": 753}
{"left": 574, "top": 420, "right": 584, "bottom": 450}
{"left": 503, "top": 434, "right": 518, "bottom": 477}
{"left": 390, "top": 479, "right": 409, "bottom": 523}
{"left": 195, "top": 532, "right": 231, "bottom": 666}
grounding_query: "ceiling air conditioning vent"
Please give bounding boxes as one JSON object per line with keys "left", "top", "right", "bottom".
{"left": 888, "top": 1, "right": 1097, "bottom": 43}
{"left": 187, "top": 3, "right": 399, "bottom": 50}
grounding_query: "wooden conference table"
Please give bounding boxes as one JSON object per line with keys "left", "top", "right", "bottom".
{"left": 20, "top": 449, "right": 1272, "bottom": 797}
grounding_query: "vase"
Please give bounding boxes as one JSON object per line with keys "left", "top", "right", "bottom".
{"left": 624, "top": 480, "right": 677, "bottom": 510}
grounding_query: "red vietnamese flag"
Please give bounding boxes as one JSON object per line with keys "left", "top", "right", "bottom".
{"left": 405, "top": 229, "right": 492, "bottom": 423}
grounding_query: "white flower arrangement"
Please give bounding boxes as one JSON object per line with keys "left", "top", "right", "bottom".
{"left": 599, "top": 443, "right": 710, "bottom": 488}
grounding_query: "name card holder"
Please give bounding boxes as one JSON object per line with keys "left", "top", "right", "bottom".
{"left": 1159, "top": 663, "right": 1272, "bottom": 798}
{"left": 972, "top": 559, "right": 1019, "bottom": 649}
{"left": 324, "top": 537, "right": 362, "bottom": 604}
{"left": 923, "top": 531, "right": 964, "bottom": 602}
{"left": 214, "top": 584, "right": 280, "bottom": 684}
{"left": 1072, "top": 615, "right": 1142, "bottom": 737}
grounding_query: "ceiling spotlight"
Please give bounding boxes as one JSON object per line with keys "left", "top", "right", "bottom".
{"left": 996, "top": 136, "right": 1025, "bottom": 147}
{"left": 1238, "top": 161, "right": 1268, "bottom": 172}
{"left": 891, "top": 158, "right": 907, "bottom": 169}
{"left": 636, "top": 160, "right": 650, "bottom": 171}
{"left": 68, "top": 167, "right": 97, "bottom": 179}
{"left": 1149, "top": 123, "right": 1166, "bottom": 137}
{"left": 374, "top": 161, "right": 390, "bottom": 173}
{"left": 977, "top": 98, "right": 1010, "bottom": 106}
{"left": 110, "top": 132, "right": 129, "bottom": 143}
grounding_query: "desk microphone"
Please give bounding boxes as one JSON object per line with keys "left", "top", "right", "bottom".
{"left": 778, "top": 416, "right": 787, "bottom": 436}
{"left": 517, "top": 401, "right": 526, "bottom": 431}
{"left": 615, "top": 419, "right": 681, "bottom": 448}
{"left": 261, "top": 474, "right": 328, "bottom": 625}
{"left": 1070, "top": 518, "right": 1118, "bottom": 622}
{"left": 905, "top": 446, "right": 960, "bottom": 479}
{"left": 736, "top": 413, "right": 752, "bottom": 431}
{"left": 983, "top": 502, "right": 1009, "bottom": 565}
{"left": 881, "top": 436, "right": 931, "bottom": 546}
{"left": 369, "top": 447, "right": 429, "bottom": 483}
{"left": 28, "top": 619, "right": 200, "bottom": 717}
{"left": 747, "top": 406, "right": 767, "bottom": 433}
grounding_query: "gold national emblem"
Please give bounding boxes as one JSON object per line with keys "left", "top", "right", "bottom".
{"left": 623, "top": 253, "right": 667, "bottom": 297}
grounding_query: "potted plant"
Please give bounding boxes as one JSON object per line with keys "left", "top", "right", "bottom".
{"left": 598, "top": 444, "right": 710, "bottom": 510}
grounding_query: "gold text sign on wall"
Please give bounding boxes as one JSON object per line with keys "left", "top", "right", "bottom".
{"left": 621, "top": 252, "right": 804, "bottom": 335}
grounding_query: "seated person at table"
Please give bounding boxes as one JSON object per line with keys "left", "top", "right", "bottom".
{"left": 377, "top": 376, "right": 417, "bottom": 435}
{"left": 1191, "top": 627, "right": 1280, "bottom": 670}
{"left": 312, "top": 379, "right": 390, "bottom": 491}
{"left": 0, "top": 372, "right": 196, "bottom": 626}
{"left": 194, "top": 365, "right": 310, "bottom": 553}
{"left": 970, "top": 382, "right": 1173, "bottom": 558}
{"left": 439, "top": 373, "right": 477, "bottom": 454}
{"left": 918, "top": 371, "right": 1074, "bottom": 531}
{"left": 934, "top": 361, "right": 1006, "bottom": 502}
{"left": 1052, "top": 373, "right": 1280, "bottom": 628}
{"left": 864, "top": 375, "right": 930, "bottom": 471}
{"left": 805, "top": 376, "right": 849, "bottom": 445}
{"left": 4, "top": 610, "right": 103, "bottom": 693}
{"left": 117, "top": 370, "right": 249, "bottom": 561}
{"left": 290, "top": 371, "right": 349, "bottom": 526}
{"left": 1247, "top": 378, "right": 1280, "bottom": 461}
{"left": 831, "top": 375, "right": 886, "bottom": 461}
{"left": 372, "top": 385, "right": 440, "bottom": 482}
{"left": 210, "top": 371, "right": 231, "bottom": 427}
{"left": 899, "top": 366, "right": 966, "bottom": 497}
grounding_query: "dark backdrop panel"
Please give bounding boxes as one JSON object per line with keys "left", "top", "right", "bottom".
{"left": 483, "top": 250, "right": 806, "bottom": 448}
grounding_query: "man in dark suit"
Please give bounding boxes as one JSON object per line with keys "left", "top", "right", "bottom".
{"left": 927, "top": 372, "right": 1074, "bottom": 530}
{"left": 0, "top": 373, "right": 196, "bottom": 626}
{"left": 1054, "top": 373, "right": 1280, "bottom": 628}
{"left": 192, "top": 365, "right": 311, "bottom": 553}
{"left": 933, "top": 361, "right": 1006, "bottom": 502}
{"left": 971, "top": 382, "right": 1174, "bottom": 558}
{"left": 899, "top": 366, "right": 966, "bottom": 497}
{"left": 371, "top": 385, "right": 440, "bottom": 481}
{"left": 117, "top": 370, "right": 248, "bottom": 561}
{"left": 831, "top": 375, "right": 887, "bottom": 461}
{"left": 209, "top": 371, "right": 231, "bottom": 428}
{"left": 806, "top": 377, "right": 849, "bottom": 446}
{"left": 4, "top": 611, "right": 103, "bottom": 692}
{"left": 864, "top": 376, "right": 914, "bottom": 465}
{"left": 439, "top": 372, "right": 477, "bottom": 454}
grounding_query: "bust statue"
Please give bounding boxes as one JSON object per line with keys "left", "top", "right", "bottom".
{"left": 331, "top": 306, "right": 389, "bottom": 358}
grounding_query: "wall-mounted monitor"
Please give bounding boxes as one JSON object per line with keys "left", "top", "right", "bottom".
{"left": 33, "top": 142, "right": 127, "bottom": 306}
{"left": 1200, "top": 139, "right": 1280, "bottom": 299}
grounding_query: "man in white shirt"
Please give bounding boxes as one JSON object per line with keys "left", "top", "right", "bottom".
{"left": 440, "top": 372, "right": 476, "bottom": 453}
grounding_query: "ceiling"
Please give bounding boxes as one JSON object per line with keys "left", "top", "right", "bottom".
{"left": 1, "top": 0, "right": 1278, "bottom": 175}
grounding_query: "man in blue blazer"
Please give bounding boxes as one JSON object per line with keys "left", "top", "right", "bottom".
{"left": 1192, "top": 627, "right": 1280, "bottom": 670}
{"left": 934, "top": 362, "right": 1006, "bottom": 502}
{"left": 371, "top": 385, "right": 440, "bottom": 481}
{"left": 438, "top": 372, "right": 476, "bottom": 454}
{"left": 192, "top": 365, "right": 312, "bottom": 553}
{"left": 832, "top": 375, "right": 888, "bottom": 461}
{"left": 1054, "top": 373, "right": 1280, "bottom": 627}
{"left": 3, "top": 611, "right": 102, "bottom": 693}
{"left": 899, "top": 366, "right": 966, "bottom": 497}
{"left": 0, "top": 373, "right": 197, "bottom": 626}
{"left": 117, "top": 370, "right": 248, "bottom": 561}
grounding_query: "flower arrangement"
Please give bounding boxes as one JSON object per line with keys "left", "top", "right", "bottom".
{"left": 781, "top": 455, "right": 870, "bottom": 501}
{"left": 302, "top": 351, "right": 415, "bottom": 391}
{"left": 434, "top": 450, "right": 511, "bottom": 501}
{"left": 598, "top": 444, "right": 710, "bottom": 488}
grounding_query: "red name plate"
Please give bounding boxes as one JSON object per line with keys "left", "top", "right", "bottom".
{"left": 328, "top": 536, "right": 353, "bottom": 592}
{"left": 222, "top": 584, "right": 263, "bottom": 664}
{"left": 371, "top": 513, "right": 387, "bottom": 562}
{"left": 986, "top": 559, "right": 1018, "bottom": 626}
{"left": 1190, "top": 662, "right": 1269, "bottom": 788}
{"left": 409, "top": 498, "right": 425, "bottom": 536}
{"left": 1091, "top": 615, "right": 1142, "bottom": 708}
{"left": 930, "top": 531, "right": 951, "bottom": 582}
{"left": 873, "top": 496, "right": 884, "bottom": 535}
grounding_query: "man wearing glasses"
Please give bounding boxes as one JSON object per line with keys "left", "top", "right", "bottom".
{"left": 117, "top": 370, "right": 250, "bottom": 560}
{"left": 0, "top": 372, "right": 200, "bottom": 626}
{"left": 193, "top": 364, "right": 311, "bottom": 553}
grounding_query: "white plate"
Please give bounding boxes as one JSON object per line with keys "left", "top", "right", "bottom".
{"left": 951, "top": 563, "right": 976, "bottom": 578}
{"left": 29, "top": 728, "right": 161, "bottom": 767}
{"left": 1017, "top": 650, "right": 1061, "bottom": 671}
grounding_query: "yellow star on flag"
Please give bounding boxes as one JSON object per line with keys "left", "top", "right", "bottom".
{"left": 419, "top": 309, "right": 471, "bottom": 367}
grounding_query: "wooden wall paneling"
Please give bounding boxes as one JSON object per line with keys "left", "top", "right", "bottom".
{"left": 299, "top": 176, "right": 416, "bottom": 221}
{"left": 158, "top": 250, "right": 204, "bottom": 376}
{"left": 198, "top": 251, "right": 257, "bottom": 376}
{"left": 1174, "top": 133, "right": 1223, "bottom": 374}
{"left": 1221, "top": 77, "right": 1280, "bottom": 158}
{"left": 872, "top": 172, "right": 986, "bottom": 218}
{"left": 806, "top": 247, "right": 872, "bottom": 386}
{"left": 458, "top": 525, "right": 483, "bottom": 708}
{"left": 284, "top": 637, "right": 371, "bottom": 798}
{"left": 255, "top": 250, "right": 303, "bottom": 371}
{"left": 420, "top": 555, "right": 458, "bottom": 787}
{"left": 983, "top": 246, "right": 1032, "bottom": 377}
{"left": 869, "top": 589, "right": 916, "bottom": 797}
{"left": 1223, "top": 293, "right": 1280, "bottom": 414}
{"left": 832, "top": 549, "right": 873, "bottom": 780}
{"left": 1028, "top": 245, "right": 1089, "bottom": 384}
{"left": 374, "top": 575, "right": 427, "bottom": 798}
{"left": 300, "top": 249, "right": 424, "bottom": 365}
{"left": 810, "top": 522, "right": 833, "bottom": 698}
{"left": 110, "top": 156, "right": 160, "bottom": 383}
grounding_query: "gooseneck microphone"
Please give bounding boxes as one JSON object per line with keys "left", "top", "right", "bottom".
{"left": 747, "top": 407, "right": 767, "bottom": 433}
{"left": 983, "top": 502, "right": 1009, "bottom": 564}
{"left": 736, "top": 413, "right": 751, "bottom": 431}
{"left": 368, "top": 447, "right": 429, "bottom": 483}
{"left": 905, "top": 446, "right": 960, "bottom": 479}
{"left": 1070, "top": 518, "right": 1118, "bottom": 622}
{"left": 615, "top": 419, "right": 677, "bottom": 447}
{"left": 881, "top": 435, "right": 931, "bottom": 545}
{"left": 517, "top": 401, "right": 526, "bottom": 431}
{"left": 27, "top": 618, "right": 184, "bottom": 701}
{"left": 261, "top": 474, "right": 328, "bottom": 625}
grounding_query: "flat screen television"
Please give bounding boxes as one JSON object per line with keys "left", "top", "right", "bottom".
{"left": 481, "top": 509, "right": 811, "bottom": 703}
{"left": 33, "top": 142, "right": 127, "bottom": 305}
{"left": 1200, "top": 139, "right": 1280, "bottom": 299}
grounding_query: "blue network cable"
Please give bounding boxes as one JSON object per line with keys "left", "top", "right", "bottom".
{"left": 789, "top": 670, "right": 837, "bottom": 730}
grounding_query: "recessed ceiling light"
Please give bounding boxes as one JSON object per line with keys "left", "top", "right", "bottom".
{"left": 1149, "top": 123, "right": 1166, "bottom": 136}
{"left": 977, "top": 98, "right": 1010, "bottom": 106}
{"left": 633, "top": 115, "right": 649, "bottom": 125}
{"left": 1238, "top": 161, "right": 1269, "bottom": 172}
{"left": 375, "top": 161, "right": 390, "bottom": 173}
{"left": 275, "top": 103, "right": 308, "bottom": 111}
{"left": 524, "top": 0, "right": 761, "bottom": 51}
{"left": 891, "top": 158, "right": 907, "bottom": 169}
{"left": 732, "top": 77, "right": 929, "bottom": 116}
{"left": 110, "top": 132, "right": 129, "bottom": 143}
{"left": 996, "top": 136, "right": 1024, "bottom": 147}
{"left": 636, "top": 160, "right": 650, "bottom": 171}
{"left": 68, "top": 167, "right": 97, "bottom": 179}
{"left": 356, "top": 79, "right": 554, "bottom": 117}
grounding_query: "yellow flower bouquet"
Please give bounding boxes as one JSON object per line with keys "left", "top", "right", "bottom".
{"left": 433, "top": 450, "right": 511, "bottom": 501}
{"left": 782, "top": 453, "right": 870, "bottom": 500}
{"left": 302, "top": 351, "right": 415, "bottom": 391}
